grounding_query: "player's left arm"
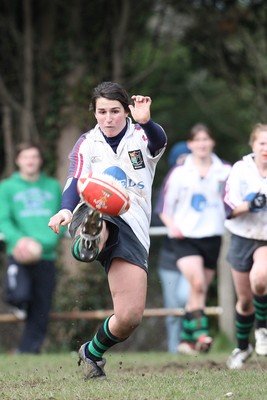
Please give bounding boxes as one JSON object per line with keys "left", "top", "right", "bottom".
{"left": 224, "top": 162, "right": 256, "bottom": 218}
{"left": 129, "top": 95, "right": 167, "bottom": 155}
{"left": 139, "top": 119, "right": 167, "bottom": 155}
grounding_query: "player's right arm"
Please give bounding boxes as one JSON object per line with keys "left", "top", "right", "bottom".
{"left": 157, "top": 168, "right": 184, "bottom": 239}
{"left": 49, "top": 134, "right": 91, "bottom": 234}
{"left": 224, "top": 161, "right": 262, "bottom": 218}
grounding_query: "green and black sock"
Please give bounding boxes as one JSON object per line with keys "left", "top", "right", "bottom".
{"left": 181, "top": 309, "right": 209, "bottom": 343}
{"left": 235, "top": 311, "right": 254, "bottom": 350}
{"left": 71, "top": 236, "right": 82, "bottom": 261}
{"left": 181, "top": 312, "right": 194, "bottom": 343}
{"left": 71, "top": 235, "right": 99, "bottom": 262}
{"left": 85, "top": 316, "right": 126, "bottom": 362}
{"left": 253, "top": 294, "right": 267, "bottom": 329}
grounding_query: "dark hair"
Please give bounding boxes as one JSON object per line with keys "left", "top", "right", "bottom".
{"left": 188, "top": 123, "right": 214, "bottom": 141}
{"left": 89, "top": 81, "right": 131, "bottom": 113}
{"left": 15, "top": 142, "right": 43, "bottom": 159}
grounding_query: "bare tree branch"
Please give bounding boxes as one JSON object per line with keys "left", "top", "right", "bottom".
{"left": 2, "top": 106, "right": 15, "bottom": 177}
{"left": 21, "top": 0, "right": 34, "bottom": 141}
{"left": 0, "top": 75, "right": 22, "bottom": 112}
{"left": 111, "top": 0, "right": 130, "bottom": 82}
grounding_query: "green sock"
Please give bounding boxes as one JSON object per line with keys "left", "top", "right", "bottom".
{"left": 253, "top": 295, "right": 267, "bottom": 329}
{"left": 181, "top": 310, "right": 209, "bottom": 342}
{"left": 236, "top": 311, "right": 254, "bottom": 350}
{"left": 71, "top": 236, "right": 82, "bottom": 261}
{"left": 85, "top": 316, "right": 126, "bottom": 362}
{"left": 191, "top": 310, "right": 209, "bottom": 341}
{"left": 181, "top": 317, "right": 194, "bottom": 342}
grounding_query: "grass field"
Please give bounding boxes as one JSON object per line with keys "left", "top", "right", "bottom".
{"left": 0, "top": 349, "right": 267, "bottom": 400}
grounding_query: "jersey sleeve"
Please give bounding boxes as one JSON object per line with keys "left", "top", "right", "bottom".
{"left": 154, "top": 167, "right": 175, "bottom": 215}
{"left": 139, "top": 119, "right": 167, "bottom": 156}
{"left": 161, "top": 167, "right": 180, "bottom": 216}
{"left": 224, "top": 161, "right": 244, "bottom": 210}
{"left": 67, "top": 133, "right": 92, "bottom": 179}
{"left": 61, "top": 133, "right": 92, "bottom": 212}
{"left": 0, "top": 182, "right": 26, "bottom": 248}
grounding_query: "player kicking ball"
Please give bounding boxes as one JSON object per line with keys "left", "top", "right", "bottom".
{"left": 48, "top": 81, "right": 166, "bottom": 379}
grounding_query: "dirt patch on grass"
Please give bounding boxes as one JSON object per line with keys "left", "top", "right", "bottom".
{"left": 116, "top": 358, "right": 267, "bottom": 374}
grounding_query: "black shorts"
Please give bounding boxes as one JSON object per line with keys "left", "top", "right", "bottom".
{"left": 227, "top": 233, "right": 267, "bottom": 272}
{"left": 170, "top": 236, "right": 222, "bottom": 270}
{"left": 157, "top": 237, "right": 178, "bottom": 272}
{"left": 69, "top": 203, "right": 148, "bottom": 274}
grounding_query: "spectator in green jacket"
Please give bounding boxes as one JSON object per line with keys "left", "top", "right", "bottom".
{"left": 0, "top": 142, "right": 64, "bottom": 353}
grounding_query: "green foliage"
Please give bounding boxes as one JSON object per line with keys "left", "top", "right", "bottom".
{"left": 1, "top": 0, "right": 267, "bottom": 173}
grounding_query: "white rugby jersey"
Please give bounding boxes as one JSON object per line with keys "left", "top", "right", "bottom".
{"left": 161, "top": 154, "right": 231, "bottom": 238}
{"left": 68, "top": 117, "right": 165, "bottom": 251}
{"left": 224, "top": 153, "right": 267, "bottom": 240}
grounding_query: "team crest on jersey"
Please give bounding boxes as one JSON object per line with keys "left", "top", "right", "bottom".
{"left": 128, "top": 150, "right": 145, "bottom": 170}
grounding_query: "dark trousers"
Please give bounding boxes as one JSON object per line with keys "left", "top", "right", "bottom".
{"left": 5, "top": 256, "right": 56, "bottom": 353}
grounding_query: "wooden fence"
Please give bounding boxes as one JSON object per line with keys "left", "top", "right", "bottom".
{"left": 0, "top": 227, "right": 235, "bottom": 340}
{"left": 0, "top": 306, "right": 223, "bottom": 323}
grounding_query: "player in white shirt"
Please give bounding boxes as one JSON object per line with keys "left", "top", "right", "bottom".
{"left": 155, "top": 141, "right": 191, "bottom": 354}
{"left": 224, "top": 123, "right": 267, "bottom": 369}
{"left": 160, "top": 123, "right": 231, "bottom": 355}
{"left": 48, "top": 82, "right": 166, "bottom": 379}
{"left": 63, "top": 116, "right": 160, "bottom": 253}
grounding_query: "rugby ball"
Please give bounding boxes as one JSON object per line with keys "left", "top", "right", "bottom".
{"left": 77, "top": 172, "right": 130, "bottom": 216}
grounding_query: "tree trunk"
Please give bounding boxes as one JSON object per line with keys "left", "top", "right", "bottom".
{"left": 2, "top": 106, "right": 14, "bottom": 177}
{"left": 37, "top": 0, "right": 56, "bottom": 127}
{"left": 21, "top": 0, "right": 35, "bottom": 142}
{"left": 111, "top": 0, "right": 130, "bottom": 82}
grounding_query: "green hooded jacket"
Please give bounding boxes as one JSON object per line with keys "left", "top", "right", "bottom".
{"left": 0, "top": 172, "right": 64, "bottom": 260}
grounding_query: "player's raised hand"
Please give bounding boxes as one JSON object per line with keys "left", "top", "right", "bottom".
{"left": 129, "top": 95, "right": 151, "bottom": 124}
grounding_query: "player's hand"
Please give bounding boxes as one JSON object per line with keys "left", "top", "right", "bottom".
{"left": 249, "top": 192, "right": 266, "bottom": 211}
{"left": 48, "top": 209, "right": 73, "bottom": 234}
{"left": 13, "top": 237, "right": 43, "bottom": 264}
{"left": 168, "top": 225, "right": 184, "bottom": 239}
{"left": 129, "top": 95, "right": 151, "bottom": 124}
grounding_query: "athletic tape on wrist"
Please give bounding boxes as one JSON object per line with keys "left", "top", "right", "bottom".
{"left": 59, "top": 209, "right": 73, "bottom": 221}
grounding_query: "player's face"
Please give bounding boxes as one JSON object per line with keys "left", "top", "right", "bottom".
{"left": 252, "top": 130, "right": 267, "bottom": 165}
{"left": 188, "top": 130, "right": 215, "bottom": 159}
{"left": 94, "top": 98, "right": 128, "bottom": 137}
{"left": 16, "top": 148, "right": 42, "bottom": 178}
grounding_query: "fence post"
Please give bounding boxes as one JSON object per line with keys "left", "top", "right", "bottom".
{"left": 218, "top": 232, "right": 235, "bottom": 342}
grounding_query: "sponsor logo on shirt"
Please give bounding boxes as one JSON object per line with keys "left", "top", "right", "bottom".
{"left": 103, "top": 166, "right": 145, "bottom": 189}
{"left": 191, "top": 193, "right": 221, "bottom": 212}
{"left": 191, "top": 194, "right": 207, "bottom": 212}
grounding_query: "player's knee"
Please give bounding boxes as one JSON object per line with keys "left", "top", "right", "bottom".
{"left": 253, "top": 282, "right": 266, "bottom": 296}
{"left": 117, "top": 309, "right": 143, "bottom": 331}
{"left": 192, "top": 279, "right": 205, "bottom": 295}
{"left": 252, "top": 275, "right": 267, "bottom": 296}
{"left": 239, "top": 299, "right": 253, "bottom": 313}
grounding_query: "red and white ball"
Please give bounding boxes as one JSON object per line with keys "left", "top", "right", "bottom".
{"left": 77, "top": 172, "right": 130, "bottom": 216}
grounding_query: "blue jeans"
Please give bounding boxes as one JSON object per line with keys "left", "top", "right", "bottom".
{"left": 5, "top": 256, "right": 56, "bottom": 353}
{"left": 158, "top": 268, "right": 189, "bottom": 353}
